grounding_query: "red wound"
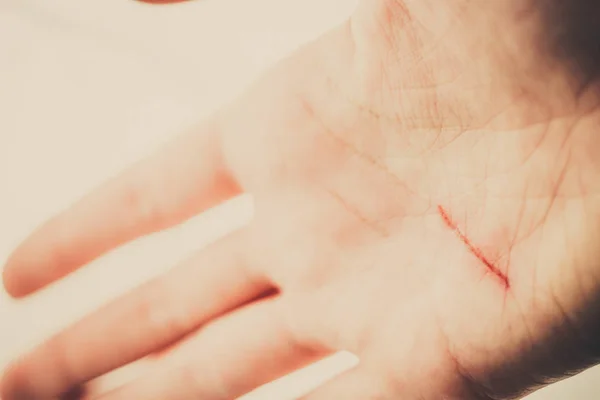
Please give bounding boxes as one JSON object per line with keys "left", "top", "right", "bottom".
{"left": 438, "top": 205, "right": 510, "bottom": 289}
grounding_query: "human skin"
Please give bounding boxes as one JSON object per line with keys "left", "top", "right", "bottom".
{"left": 3, "top": 0, "right": 600, "bottom": 398}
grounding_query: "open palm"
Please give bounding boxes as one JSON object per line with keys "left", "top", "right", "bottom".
{"left": 4, "top": 1, "right": 600, "bottom": 399}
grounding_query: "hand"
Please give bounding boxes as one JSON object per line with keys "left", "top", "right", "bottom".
{"left": 3, "top": 1, "right": 600, "bottom": 399}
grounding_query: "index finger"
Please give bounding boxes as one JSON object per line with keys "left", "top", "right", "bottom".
{"left": 2, "top": 120, "right": 240, "bottom": 297}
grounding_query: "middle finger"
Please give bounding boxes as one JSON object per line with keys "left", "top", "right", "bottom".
{"left": 1, "top": 227, "right": 270, "bottom": 400}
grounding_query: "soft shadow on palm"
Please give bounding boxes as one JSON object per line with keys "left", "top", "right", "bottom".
{"left": 3, "top": 1, "right": 600, "bottom": 399}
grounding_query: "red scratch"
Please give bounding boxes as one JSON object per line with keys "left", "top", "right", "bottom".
{"left": 438, "top": 205, "right": 510, "bottom": 289}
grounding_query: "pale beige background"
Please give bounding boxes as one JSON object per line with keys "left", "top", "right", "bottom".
{"left": 1, "top": 0, "right": 599, "bottom": 398}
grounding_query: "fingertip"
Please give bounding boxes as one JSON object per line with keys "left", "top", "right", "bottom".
{"left": 2, "top": 257, "right": 35, "bottom": 299}
{"left": 2, "top": 234, "right": 64, "bottom": 298}
{"left": 2, "top": 261, "right": 24, "bottom": 299}
{"left": 1, "top": 356, "right": 81, "bottom": 400}
{"left": 1, "top": 361, "right": 33, "bottom": 400}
